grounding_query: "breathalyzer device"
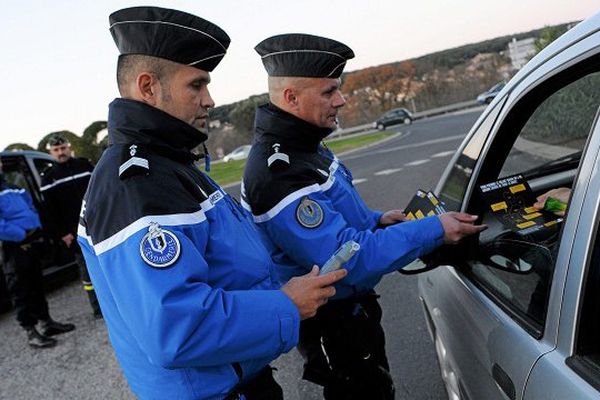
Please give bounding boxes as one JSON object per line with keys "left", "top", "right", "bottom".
{"left": 319, "top": 240, "right": 361, "bottom": 275}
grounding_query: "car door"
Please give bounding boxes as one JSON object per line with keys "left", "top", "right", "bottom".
{"left": 419, "top": 29, "right": 600, "bottom": 400}
{"left": 523, "top": 115, "right": 600, "bottom": 399}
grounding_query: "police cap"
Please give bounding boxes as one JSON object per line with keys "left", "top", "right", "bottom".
{"left": 109, "top": 6, "right": 230, "bottom": 72}
{"left": 47, "top": 133, "right": 68, "bottom": 147}
{"left": 255, "top": 33, "right": 354, "bottom": 78}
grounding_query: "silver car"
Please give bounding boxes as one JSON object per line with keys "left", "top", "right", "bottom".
{"left": 416, "top": 10, "right": 600, "bottom": 400}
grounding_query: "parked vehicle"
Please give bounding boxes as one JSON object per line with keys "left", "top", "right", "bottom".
{"left": 476, "top": 82, "right": 505, "bottom": 104}
{"left": 411, "top": 12, "right": 600, "bottom": 400}
{"left": 0, "top": 151, "right": 77, "bottom": 312}
{"left": 223, "top": 145, "right": 252, "bottom": 162}
{"left": 373, "top": 108, "right": 413, "bottom": 130}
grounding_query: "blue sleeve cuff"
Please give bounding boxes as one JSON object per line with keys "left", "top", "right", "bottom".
{"left": 372, "top": 210, "right": 384, "bottom": 229}
{"left": 274, "top": 290, "right": 300, "bottom": 353}
{"left": 418, "top": 216, "right": 445, "bottom": 255}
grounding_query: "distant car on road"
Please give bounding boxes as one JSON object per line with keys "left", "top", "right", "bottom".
{"left": 476, "top": 82, "right": 505, "bottom": 104}
{"left": 373, "top": 108, "right": 413, "bottom": 130}
{"left": 223, "top": 145, "right": 251, "bottom": 162}
{"left": 411, "top": 12, "right": 600, "bottom": 400}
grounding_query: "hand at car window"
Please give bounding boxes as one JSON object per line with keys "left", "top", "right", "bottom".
{"left": 533, "top": 187, "right": 571, "bottom": 216}
{"left": 438, "top": 212, "right": 487, "bottom": 244}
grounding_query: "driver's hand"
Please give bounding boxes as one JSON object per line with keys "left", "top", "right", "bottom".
{"left": 533, "top": 187, "right": 571, "bottom": 216}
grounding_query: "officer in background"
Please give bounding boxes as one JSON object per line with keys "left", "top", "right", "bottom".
{"left": 77, "top": 7, "right": 346, "bottom": 400}
{"left": 0, "top": 160, "right": 75, "bottom": 348}
{"left": 242, "top": 33, "right": 486, "bottom": 399}
{"left": 41, "top": 134, "right": 101, "bottom": 318}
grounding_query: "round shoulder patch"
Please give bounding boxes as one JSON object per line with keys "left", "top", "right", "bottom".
{"left": 296, "top": 197, "right": 324, "bottom": 229}
{"left": 139, "top": 223, "right": 181, "bottom": 268}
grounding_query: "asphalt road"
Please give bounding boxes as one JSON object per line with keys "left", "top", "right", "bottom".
{"left": 0, "top": 108, "right": 483, "bottom": 400}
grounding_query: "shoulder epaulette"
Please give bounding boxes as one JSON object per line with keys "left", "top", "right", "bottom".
{"left": 267, "top": 143, "right": 290, "bottom": 170}
{"left": 119, "top": 144, "right": 150, "bottom": 179}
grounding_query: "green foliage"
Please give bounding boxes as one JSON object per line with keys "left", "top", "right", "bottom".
{"left": 521, "top": 73, "right": 600, "bottom": 146}
{"left": 4, "top": 143, "right": 35, "bottom": 151}
{"left": 534, "top": 25, "right": 567, "bottom": 54}
{"left": 32, "top": 121, "right": 108, "bottom": 163}
{"left": 229, "top": 94, "right": 269, "bottom": 139}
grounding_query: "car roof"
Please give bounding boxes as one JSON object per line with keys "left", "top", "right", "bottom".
{"left": 0, "top": 150, "right": 52, "bottom": 160}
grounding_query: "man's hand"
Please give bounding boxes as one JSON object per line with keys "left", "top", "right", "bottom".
{"left": 379, "top": 209, "right": 408, "bottom": 226}
{"left": 533, "top": 187, "right": 571, "bottom": 216}
{"left": 62, "top": 233, "right": 75, "bottom": 248}
{"left": 281, "top": 266, "right": 347, "bottom": 320}
{"left": 439, "top": 212, "right": 487, "bottom": 244}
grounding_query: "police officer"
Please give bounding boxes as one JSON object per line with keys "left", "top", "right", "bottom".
{"left": 242, "top": 33, "right": 486, "bottom": 399}
{"left": 41, "top": 134, "right": 101, "bottom": 318}
{"left": 0, "top": 160, "right": 75, "bottom": 348}
{"left": 77, "top": 7, "right": 346, "bottom": 400}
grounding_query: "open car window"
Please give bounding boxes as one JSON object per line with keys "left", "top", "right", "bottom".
{"left": 461, "top": 65, "right": 600, "bottom": 337}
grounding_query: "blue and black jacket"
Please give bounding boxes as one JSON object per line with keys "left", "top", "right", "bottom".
{"left": 0, "top": 176, "right": 41, "bottom": 243}
{"left": 242, "top": 104, "right": 444, "bottom": 299}
{"left": 77, "top": 99, "right": 299, "bottom": 400}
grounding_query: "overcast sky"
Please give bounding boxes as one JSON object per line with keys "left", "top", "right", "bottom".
{"left": 1, "top": 1, "right": 598, "bottom": 150}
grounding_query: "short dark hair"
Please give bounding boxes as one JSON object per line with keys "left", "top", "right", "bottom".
{"left": 116, "top": 54, "right": 177, "bottom": 96}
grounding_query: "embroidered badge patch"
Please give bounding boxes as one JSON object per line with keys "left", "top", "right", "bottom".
{"left": 139, "top": 223, "right": 181, "bottom": 268}
{"left": 296, "top": 197, "right": 324, "bottom": 228}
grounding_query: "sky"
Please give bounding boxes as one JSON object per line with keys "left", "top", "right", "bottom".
{"left": 1, "top": 1, "right": 598, "bottom": 150}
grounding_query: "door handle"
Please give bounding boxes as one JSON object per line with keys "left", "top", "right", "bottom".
{"left": 492, "top": 363, "right": 515, "bottom": 400}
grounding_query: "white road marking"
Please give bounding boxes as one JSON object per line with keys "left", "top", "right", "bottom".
{"left": 352, "top": 178, "right": 368, "bottom": 185}
{"left": 405, "top": 159, "right": 430, "bottom": 166}
{"left": 343, "top": 134, "right": 464, "bottom": 161}
{"left": 374, "top": 168, "right": 403, "bottom": 176}
{"left": 431, "top": 150, "right": 455, "bottom": 158}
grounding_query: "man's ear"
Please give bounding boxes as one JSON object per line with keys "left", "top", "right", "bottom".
{"left": 135, "top": 72, "right": 160, "bottom": 106}
{"left": 282, "top": 87, "right": 298, "bottom": 108}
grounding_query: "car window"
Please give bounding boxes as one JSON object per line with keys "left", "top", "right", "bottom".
{"left": 1, "top": 157, "right": 31, "bottom": 193}
{"left": 438, "top": 99, "right": 505, "bottom": 211}
{"left": 500, "top": 72, "right": 600, "bottom": 178}
{"left": 34, "top": 158, "right": 54, "bottom": 180}
{"left": 461, "top": 62, "right": 600, "bottom": 337}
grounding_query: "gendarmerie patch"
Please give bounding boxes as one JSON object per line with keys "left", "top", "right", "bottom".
{"left": 139, "top": 223, "right": 181, "bottom": 268}
{"left": 296, "top": 197, "right": 324, "bottom": 228}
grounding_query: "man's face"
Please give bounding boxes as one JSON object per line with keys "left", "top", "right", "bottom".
{"left": 294, "top": 78, "right": 346, "bottom": 129}
{"left": 49, "top": 143, "right": 72, "bottom": 163}
{"left": 154, "top": 64, "right": 215, "bottom": 133}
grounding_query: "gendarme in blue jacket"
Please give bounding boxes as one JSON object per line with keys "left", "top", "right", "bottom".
{"left": 242, "top": 104, "right": 444, "bottom": 299}
{"left": 77, "top": 99, "right": 299, "bottom": 400}
{"left": 0, "top": 177, "right": 41, "bottom": 243}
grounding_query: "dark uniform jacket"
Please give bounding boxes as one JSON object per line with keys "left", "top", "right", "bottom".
{"left": 242, "top": 103, "right": 444, "bottom": 299}
{"left": 77, "top": 98, "right": 298, "bottom": 400}
{"left": 41, "top": 157, "right": 93, "bottom": 238}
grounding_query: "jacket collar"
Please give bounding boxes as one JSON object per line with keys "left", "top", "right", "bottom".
{"left": 254, "top": 103, "right": 333, "bottom": 153}
{"left": 108, "top": 98, "right": 207, "bottom": 153}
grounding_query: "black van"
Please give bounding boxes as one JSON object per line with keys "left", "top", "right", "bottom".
{"left": 0, "top": 151, "right": 77, "bottom": 312}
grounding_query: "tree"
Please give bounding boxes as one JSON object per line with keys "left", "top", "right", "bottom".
{"left": 4, "top": 143, "right": 35, "bottom": 151}
{"left": 534, "top": 26, "right": 566, "bottom": 54}
{"left": 229, "top": 94, "right": 268, "bottom": 141}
